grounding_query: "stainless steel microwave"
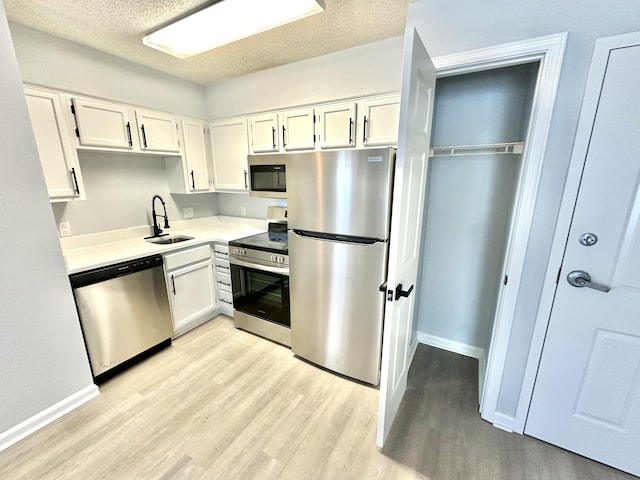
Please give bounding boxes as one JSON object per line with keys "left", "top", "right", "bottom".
{"left": 247, "top": 155, "right": 286, "bottom": 199}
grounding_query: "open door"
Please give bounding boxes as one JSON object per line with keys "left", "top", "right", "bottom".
{"left": 377, "top": 27, "right": 436, "bottom": 447}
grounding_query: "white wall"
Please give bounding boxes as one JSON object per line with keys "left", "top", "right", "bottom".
{"left": 217, "top": 193, "right": 286, "bottom": 220}
{"left": 9, "top": 23, "right": 205, "bottom": 118}
{"left": 204, "top": 36, "right": 404, "bottom": 119}
{"left": 0, "top": 3, "right": 94, "bottom": 434}
{"left": 52, "top": 152, "right": 219, "bottom": 236}
{"left": 407, "top": 0, "right": 640, "bottom": 419}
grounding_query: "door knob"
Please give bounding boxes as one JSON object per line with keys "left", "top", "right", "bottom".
{"left": 567, "top": 270, "right": 610, "bottom": 293}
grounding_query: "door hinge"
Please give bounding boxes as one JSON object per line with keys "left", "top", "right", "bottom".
{"left": 75, "top": 128, "right": 80, "bottom": 138}
{"left": 503, "top": 274, "right": 508, "bottom": 286}
{"left": 70, "top": 104, "right": 76, "bottom": 115}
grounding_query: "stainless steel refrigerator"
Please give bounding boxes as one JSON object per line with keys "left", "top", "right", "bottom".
{"left": 287, "top": 147, "right": 395, "bottom": 385}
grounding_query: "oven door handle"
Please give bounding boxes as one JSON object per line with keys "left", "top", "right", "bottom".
{"left": 230, "top": 256, "right": 290, "bottom": 276}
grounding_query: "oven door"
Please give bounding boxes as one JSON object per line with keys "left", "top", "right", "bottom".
{"left": 230, "top": 257, "right": 290, "bottom": 328}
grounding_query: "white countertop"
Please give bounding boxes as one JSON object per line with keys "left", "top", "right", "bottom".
{"left": 61, "top": 216, "right": 266, "bottom": 274}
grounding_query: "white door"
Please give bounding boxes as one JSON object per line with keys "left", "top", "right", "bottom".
{"left": 377, "top": 27, "right": 436, "bottom": 447}
{"left": 357, "top": 94, "right": 401, "bottom": 148}
{"left": 279, "top": 107, "right": 315, "bottom": 151}
{"left": 210, "top": 117, "right": 249, "bottom": 191}
{"left": 181, "top": 118, "right": 210, "bottom": 192}
{"left": 24, "top": 87, "right": 82, "bottom": 200}
{"left": 526, "top": 38, "right": 640, "bottom": 477}
{"left": 72, "top": 98, "right": 133, "bottom": 149}
{"left": 316, "top": 102, "right": 357, "bottom": 149}
{"left": 135, "top": 109, "right": 180, "bottom": 153}
{"left": 249, "top": 113, "right": 279, "bottom": 153}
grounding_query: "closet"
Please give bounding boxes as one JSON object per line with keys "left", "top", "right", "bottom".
{"left": 415, "top": 62, "right": 540, "bottom": 398}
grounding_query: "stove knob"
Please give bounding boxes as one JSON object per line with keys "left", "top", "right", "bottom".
{"left": 241, "top": 249, "right": 246, "bottom": 256}
{"left": 279, "top": 256, "right": 286, "bottom": 263}
{"left": 270, "top": 255, "right": 276, "bottom": 262}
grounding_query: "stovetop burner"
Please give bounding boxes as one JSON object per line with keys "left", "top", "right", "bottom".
{"left": 229, "top": 231, "right": 288, "bottom": 254}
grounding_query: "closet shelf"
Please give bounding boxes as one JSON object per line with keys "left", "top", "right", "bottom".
{"left": 429, "top": 142, "right": 524, "bottom": 158}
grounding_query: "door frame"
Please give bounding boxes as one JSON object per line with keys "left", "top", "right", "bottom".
{"left": 426, "top": 32, "right": 567, "bottom": 432}
{"left": 518, "top": 31, "right": 640, "bottom": 433}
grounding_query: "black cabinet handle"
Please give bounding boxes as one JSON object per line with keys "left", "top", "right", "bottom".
{"left": 70, "top": 167, "right": 80, "bottom": 195}
{"left": 282, "top": 125, "right": 286, "bottom": 148}
{"left": 395, "top": 283, "right": 414, "bottom": 301}
{"left": 244, "top": 169, "right": 248, "bottom": 189}
{"left": 190, "top": 170, "right": 195, "bottom": 190}
{"left": 218, "top": 281, "right": 231, "bottom": 286}
{"left": 220, "top": 299, "right": 232, "bottom": 305}
{"left": 217, "top": 265, "right": 230, "bottom": 270}
{"left": 272, "top": 126, "right": 276, "bottom": 149}
{"left": 363, "top": 116, "right": 368, "bottom": 143}
{"left": 171, "top": 275, "right": 176, "bottom": 295}
{"left": 348, "top": 118, "right": 353, "bottom": 144}
{"left": 141, "top": 124, "right": 148, "bottom": 148}
{"left": 126, "top": 122, "right": 133, "bottom": 147}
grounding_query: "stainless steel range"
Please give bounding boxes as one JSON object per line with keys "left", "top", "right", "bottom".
{"left": 229, "top": 206, "right": 290, "bottom": 347}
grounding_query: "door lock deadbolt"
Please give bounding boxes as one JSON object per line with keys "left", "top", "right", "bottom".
{"left": 579, "top": 233, "right": 598, "bottom": 247}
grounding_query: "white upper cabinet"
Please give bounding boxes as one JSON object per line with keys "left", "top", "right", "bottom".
{"left": 135, "top": 109, "right": 180, "bottom": 153}
{"left": 71, "top": 98, "right": 134, "bottom": 150}
{"left": 181, "top": 118, "right": 210, "bottom": 192}
{"left": 249, "top": 113, "right": 279, "bottom": 153}
{"left": 210, "top": 117, "right": 249, "bottom": 191}
{"left": 316, "top": 102, "right": 357, "bottom": 149}
{"left": 278, "top": 107, "right": 315, "bottom": 151}
{"left": 24, "top": 87, "right": 84, "bottom": 201}
{"left": 357, "top": 94, "right": 401, "bottom": 148}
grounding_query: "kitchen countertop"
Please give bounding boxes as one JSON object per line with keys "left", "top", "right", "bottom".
{"left": 61, "top": 216, "right": 266, "bottom": 275}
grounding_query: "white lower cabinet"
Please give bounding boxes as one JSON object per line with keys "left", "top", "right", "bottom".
{"left": 164, "top": 245, "right": 218, "bottom": 337}
{"left": 213, "top": 243, "right": 233, "bottom": 315}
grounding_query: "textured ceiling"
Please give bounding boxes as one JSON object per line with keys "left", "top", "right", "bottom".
{"left": 4, "top": 0, "right": 410, "bottom": 85}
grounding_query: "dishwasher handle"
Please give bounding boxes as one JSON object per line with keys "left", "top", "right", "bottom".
{"left": 70, "top": 255, "right": 164, "bottom": 289}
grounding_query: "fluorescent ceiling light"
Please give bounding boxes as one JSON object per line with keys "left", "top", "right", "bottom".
{"left": 143, "top": 0, "right": 325, "bottom": 59}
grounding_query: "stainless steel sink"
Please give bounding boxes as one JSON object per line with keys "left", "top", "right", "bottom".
{"left": 146, "top": 235, "right": 194, "bottom": 245}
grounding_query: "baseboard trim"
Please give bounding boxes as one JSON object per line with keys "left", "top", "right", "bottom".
{"left": 0, "top": 384, "right": 99, "bottom": 452}
{"left": 417, "top": 332, "right": 485, "bottom": 360}
{"left": 492, "top": 412, "right": 516, "bottom": 433}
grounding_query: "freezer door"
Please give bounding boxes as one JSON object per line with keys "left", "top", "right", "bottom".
{"left": 289, "top": 231, "right": 387, "bottom": 385}
{"left": 286, "top": 147, "right": 395, "bottom": 240}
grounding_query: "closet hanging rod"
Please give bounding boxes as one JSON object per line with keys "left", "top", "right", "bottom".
{"left": 429, "top": 142, "right": 524, "bottom": 158}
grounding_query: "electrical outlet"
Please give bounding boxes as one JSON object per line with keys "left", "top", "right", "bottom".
{"left": 59, "top": 222, "right": 72, "bottom": 237}
{"left": 183, "top": 207, "right": 194, "bottom": 218}
{"left": 241, "top": 206, "right": 247, "bottom": 216}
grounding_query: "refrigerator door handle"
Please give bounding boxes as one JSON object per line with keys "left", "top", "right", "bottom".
{"left": 395, "top": 283, "right": 414, "bottom": 300}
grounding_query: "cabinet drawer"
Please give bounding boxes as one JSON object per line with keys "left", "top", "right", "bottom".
{"left": 164, "top": 244, "right": 211, "bottom": 270}
{"left": 218, "top": 289, "right": 233, "bottom": 307}
{"left": 217, "top": 272, "right": 232, "bottom": 292}
{"left": 215, "top": 260, "right": 231, "bottom": 274}
{"left": 213, "top": 244, "right": 229, "bottom": 256}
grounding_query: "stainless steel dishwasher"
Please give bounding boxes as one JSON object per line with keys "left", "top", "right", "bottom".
{"left": 70, "top": 254, "right": 173, "bottom": 382}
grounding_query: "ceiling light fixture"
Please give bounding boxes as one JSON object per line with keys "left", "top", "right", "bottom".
{"left": 142, "top": 0, "right": 326, "bottom": 59}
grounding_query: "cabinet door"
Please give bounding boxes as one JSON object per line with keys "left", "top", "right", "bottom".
{"left": 279, "top": 107, "right": 315, "bottom": 151}
{"left": 249, "top": 113, "right": 279, "bottom": 153}
{"left": 181, "top": 118, "right": 210, "bottom": 192}
{"left": 316, "top": 102, "right": 357, "bottom": 149}
{"left": 135, "top": 109, "right": 180, "bottom": 153}
{"left": 358, "top": 94, "right": 401, "bottom": 147}
{"left": 72, "top": 98, "right": 133, "bottom": 149}
{"left": 25, "top": 88, "right": 84, "bottom": 200}
{"left": 168, "top": 260, "right": 217, "bottom": 334}
{"left": 210, "top": 117, "right": 249, "bottom": 191}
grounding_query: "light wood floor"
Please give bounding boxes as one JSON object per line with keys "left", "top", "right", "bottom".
{"left": 0, "top": 316, "right": 634, "bottom": 480}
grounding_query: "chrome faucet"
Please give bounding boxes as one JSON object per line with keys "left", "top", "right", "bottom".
{"left": 148, "top": 194, "right": 170, "bottom": 238}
